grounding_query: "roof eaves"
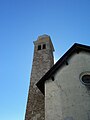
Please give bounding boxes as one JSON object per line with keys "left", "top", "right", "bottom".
{"left": 36, "top": 43, "right": 90, "bottom": 95}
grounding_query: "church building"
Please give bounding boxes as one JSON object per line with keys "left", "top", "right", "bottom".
{"left": 25, "top": 35, "right": 90, "bottom": 120}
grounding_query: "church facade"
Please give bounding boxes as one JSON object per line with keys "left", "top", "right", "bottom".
{"left": 25, "top": 35, "right": 90, "bottom": 120}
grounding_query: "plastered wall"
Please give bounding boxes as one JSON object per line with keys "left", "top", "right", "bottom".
{"left": 45, "top": 51, "right": 90, "bottom": 120}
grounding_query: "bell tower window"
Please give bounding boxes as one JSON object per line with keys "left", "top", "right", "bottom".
{"left": 38, "top": 45, "right": 41, "bottom": 50}
{"left": 43, "top": 44, "right": 46, "bottom": 49}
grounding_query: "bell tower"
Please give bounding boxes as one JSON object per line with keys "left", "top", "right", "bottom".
{"left": 25, "top": 35, "right": 54, "bottom": 120}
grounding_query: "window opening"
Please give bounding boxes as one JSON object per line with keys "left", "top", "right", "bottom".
{"left": 81, "top": 74, "right": 90, "bottom": 86}
{"left": 38, "top": 45, "right": 41, "bottom": 50}
{"left": 43, "top": 44, "right": 46, "bottom": 49}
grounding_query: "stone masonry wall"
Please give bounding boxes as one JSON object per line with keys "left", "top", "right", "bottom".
{"left": 25, "top": 35, "right": 54, "bottom": 120}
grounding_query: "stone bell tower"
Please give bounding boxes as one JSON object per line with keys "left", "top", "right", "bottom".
{"left": 25, "top": 35, "right": 54, "bottom": 120}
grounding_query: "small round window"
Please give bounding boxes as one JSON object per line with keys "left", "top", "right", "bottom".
{"left": 80, "top": 72, "right": 90, "bottom": 86}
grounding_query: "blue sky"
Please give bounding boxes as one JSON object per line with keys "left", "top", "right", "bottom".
{"left": 0, "top": 0, "right": 90, "bottom": 120}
